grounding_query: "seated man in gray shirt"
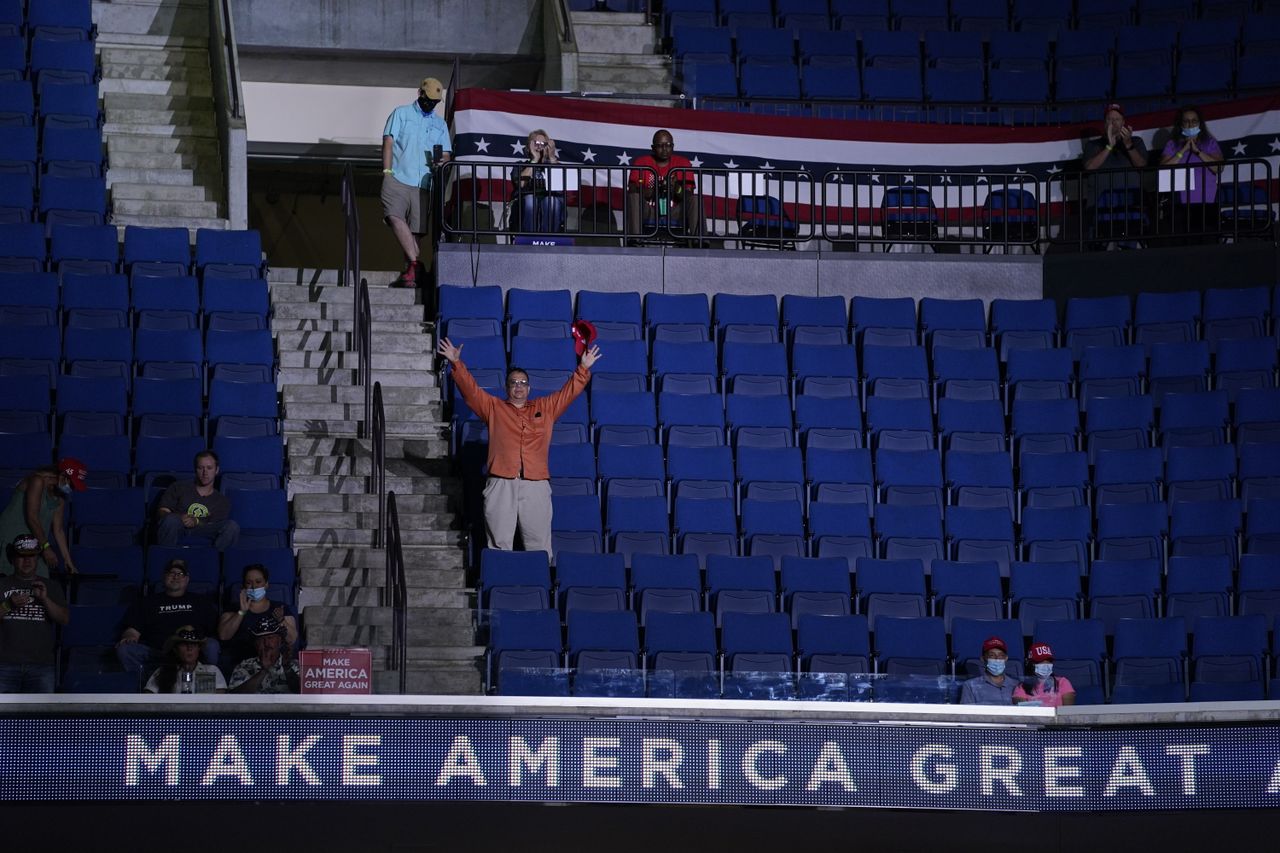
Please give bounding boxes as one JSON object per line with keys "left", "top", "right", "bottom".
{"left": 155, "top": 450, "right": 240, "bottom": 551}
{"left": 959, "top": 635, "right": 1019, "bottom": 706}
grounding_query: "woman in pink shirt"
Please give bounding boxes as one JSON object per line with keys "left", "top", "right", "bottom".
{"left": 1013, "top": 642, "right": 1077, "bottom": 708}
{"left": 1159, "top": 105, "right": 1224, "bottom": 239}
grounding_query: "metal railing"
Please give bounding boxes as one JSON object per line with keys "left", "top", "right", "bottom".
{"left": 340, "top": 164, "right": 376, "bottom": 435}
{"left": 370, "top": 381, "right": 386, "bottom": 549}
{"left": 1043, "top": 158, "right": 1276, "bottom": 251}
{"left": 208, "top": 0, "right": 247, "bottom": 227}
{"left": 384, "top": 489, "right": 407, "bottom": 695}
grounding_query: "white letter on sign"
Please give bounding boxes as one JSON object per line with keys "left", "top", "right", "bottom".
{"left": 509, "top": 736, "right": 560, "bottom": 788}
{"left": 436, "top": 735, "right": 487, "bottom": 786}
{"left": 805, "top": 741, "right": 856, "bottom": 793}
{"left": 342, "top": 735, "right": 382, "bottom": 786}
{"left": 582, "top": 737, "right": 622, "bottom": 788}
{"left": 125, "top": 734, "right": 180, "bottom": 786}
{"left": 742, "top": 741, "right": 788, "bottom": 791}
{"left": 910, "top": 745, "right": 957, "bottom": 794}
{"left": 276, "top": 735, "right": 322, "bottom": 785}
{"left": 200, "top": 735, "right": 253, "bottom": 786}
{"left": 642, "top": 738, "right": 685, "bottom": 789}
{"left": 1105, "top": 746, "right": 1155, "bottom": 797}
{"left": 1043, "top": 746, "right": 1084, "bottom": 797}
{"left": 1166, "top": 744, "right": 1210, "bottom": 795}
{"left": 980, "top": 745, "right": 1024, "bottom": 796}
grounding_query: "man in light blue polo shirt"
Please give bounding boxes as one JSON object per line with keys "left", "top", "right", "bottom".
{"left": 381, "top": 76, "right": 452, "bottom": 288}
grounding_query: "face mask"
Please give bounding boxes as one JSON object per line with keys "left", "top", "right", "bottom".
{"left": 245, "top": 587, "right": 267, "bottom": 602}
{"left": 986, "top": 658, "right": 1006, "bottom": 677}
{"left": 418, "top": 97, "right": 439, "bottom": 113}
{"left": 1034, "top": 663, "right": 1054, "bottom": 679}
{"left": 57, "top": 484, "right": 72, "bottom": 497}
{"left": 1183, "top": 126, "right": 1201, "bottom": 138}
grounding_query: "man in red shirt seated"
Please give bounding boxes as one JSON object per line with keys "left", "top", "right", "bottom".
{"left": 626, "top": 129, "right": 703, "bottom": 245}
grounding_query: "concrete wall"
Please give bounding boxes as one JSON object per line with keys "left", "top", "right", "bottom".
{"left": 438, "top": 244, "right": 1044, "bottom": 303}
{"left": 231, "top": 0, "right": 542, "bottom": 56}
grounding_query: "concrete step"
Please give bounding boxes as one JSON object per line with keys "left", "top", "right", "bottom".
{"left": 287, "top": 452, "right": 451, "bottom": 478}
{"left": 99, "top": 77, "right": 214, "bottom": 97}
{"left": 578, "top": 58, "right": 671, "bottom": 89}
{"left": 283, "top": 401, "right": 441, "bottom": 422}
{"left": 95, "top": 34, "right": 209, "bottom": 49}
{"left": 112, "top": 197, "right": 221, "bottom": 218}
{"left": 272, "top": 319, "right": 429, "bottom": 335}
{"left": 104, "top": 107, "right": 217, "bottom": 127}
{"left": 283, "top": 385, "right": 440, "bottom": 405}
{"left": 99, "top": 46, "right": 212, "bottom": 67}
{"left": 282, "top": 419, "right": 446, "bottom": 441}
{"left": 288, "top": 474, "right": 454, "bottom": 495}
{"left": 293, "top": 527, "right": 460, "bottom": 547}
{"left": 102, "top": 121, "right": 217, "bottom": 139}
{"left": 104, "top": 92, "right": 215, "bottom": 112}
{"left": 297, "top": 545, "right": 464, "bottom": 571}
{"left": 303, "top": 605, "right": 473, "bottom": 633}
{"left": 268, "top": 268, "right": 402, "bottom": 287}
{"left": 105, "top": 166, "right": 217, "bottom": 185}
{"left": 269, "top": 284, "right": 421, "bottom": 306}
{"left": 109, "top": 212, "right": 227, "bottom": 230}
{"left": 294, "top": 508, "right": 454, "bottom": 530}
{"left": 274, "top": 367, "right": 436, "bottom": 387}
{"left": 271, "top": 301, "right": 426, "bottom": 322}
{"left": 288, "top": 453, "right": 450, "bottom": 477}
{"left": 101, "top": 62, "right": 212, "bottom": 83}
{"left": 375, "top": 667, "right": 483, "bottom": 696}
{"left": 109, "top": 182, "right": 222, "bottom": 202}
{"left": 275, "top": 330, "right": 432, "bottom": 353}
{"left": 107, "top": 133, "right": 220, "bottom": 155}
{"left": 108, "top": 149, "right": 216, "bottom": 170}
{"left": 299, "top": 585, "right": 469, "bottom": 609}
{"left": 302, "top": 565, "right": 466, "bottom": 590}
{"left": 571, "top": 11, "right": 657, "bottom": 54}
{"left": 293, "top": 492, "right": 453, "bottom": 514}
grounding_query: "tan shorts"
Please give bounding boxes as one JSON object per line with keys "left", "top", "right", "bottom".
{"left": 381, "top": 174, "right": 431, "bottom": 234}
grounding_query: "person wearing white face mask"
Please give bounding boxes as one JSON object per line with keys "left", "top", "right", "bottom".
{"left": 1013, "top": 642, "right": 1077, "bottom": 708}
{"left": 217, "top": 562, "right": 298, "bottom": 673}
{"left": 959, "top": 635, "right": 1021, "bottom": 705}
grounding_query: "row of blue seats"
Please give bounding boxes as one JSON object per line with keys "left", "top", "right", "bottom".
{"left": 0, "top": 224, "right": 267, "bottom": 276}
{"left": 2, "top": 274, "right": 271, "bottom": 324}
{"left": 0, "top": 432, "right": 286, "bottom": 481}
{"left": 0, "top": 325, "right": 277, "bottom": 378}
{"left": 0, "top": 34, "right": 96, "bottom": 86}
{"left": 487, "top": 609, "right": 1280, "bottom": 703}
{"left": 438, "top": 286, "right": 1280, "bottom": 350}
{"left": 61, "top": 488, "right": 287, "bottom": 549}
{"left": 59, "top": 543, "right": 296, "bottom": 604}
{"left": 480, "top": 548, "right": 1280, "bottom": 632}
{"left": 0, "top": 81, "right": 101, "bottom": 130}
{"left": 0, "top": 372, "right": 279, "bottom": 422}
{"left": 660, "top": 0, "right": 1275, "bottom": 36}
{"left": 0, "top": 0, "right": 94, "bottom": 39}
{"left": 458, "top": 389, "right": 1279, "bottom": 456}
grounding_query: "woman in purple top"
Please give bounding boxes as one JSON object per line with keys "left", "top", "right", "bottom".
{"left": 1159, "top": 105, "right": 1224, "bottom": 238}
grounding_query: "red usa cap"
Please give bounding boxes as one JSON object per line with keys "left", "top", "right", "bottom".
{"left": 572, "top": 319, "right": 597, "bottom": 356}
{"left": 1028, "top": 643, "right": 1054, "bottom": 663}
{"left": 1104, "top": 102, "right": 1124, "bottom": 118}
{"left": 58, "top": 456, "right": 88, "bottom": 492}
{"left": 982, "top": 635, "right": 1007, "bottom": 655}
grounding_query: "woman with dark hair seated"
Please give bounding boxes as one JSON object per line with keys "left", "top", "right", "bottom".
{"left": 217, "top": 563, "right": 298, "bottom": 671}
{"left": 143, "top": 626, "right": 227, "bottom": 694}
{"left": 1159, "top": 105, "right": 1224, "bottom": 240}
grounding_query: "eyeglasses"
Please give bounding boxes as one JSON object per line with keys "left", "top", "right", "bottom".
{"left": 508, "top": 379, "right": 530, "bottom": 387}
{"left": 165, "top": 568, "right": 188, "bottom": 576}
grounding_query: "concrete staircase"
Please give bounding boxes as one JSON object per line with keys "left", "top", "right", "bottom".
{"left": 93, "top": 0, "right": 227, "bottom": 230}
{"left": 571, "top": 10, "right": 679, "bottom": 104}
{"left": 269, "top": 268, "right": 483, "bottom": 695}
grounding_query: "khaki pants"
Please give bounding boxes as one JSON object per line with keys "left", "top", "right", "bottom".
{"left": 483, "top": 477, "right": 553, "bottom": 557}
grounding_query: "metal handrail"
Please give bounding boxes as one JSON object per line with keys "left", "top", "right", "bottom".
{"left": 371, "top": 380, "right": 386, "bottom": 548}
{"left": 214, "top": 0, "right": 243, "bottom": 119}
{"left": 358, "top": 279, "right": 372, "bottom": 436}
{"left": 384, "top": 489, "right": 407, "bottom": 694}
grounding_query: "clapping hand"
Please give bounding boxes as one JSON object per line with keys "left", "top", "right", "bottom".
{"left": 1117, "top": 125, "right": 1133, "bottom": 148}
{"left": 436, "top": 337, "right": 462, "bottom": 364}
{"left": 580, "top": 344, "right": 602, "bottom": 369}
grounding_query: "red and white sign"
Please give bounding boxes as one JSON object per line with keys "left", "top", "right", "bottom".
{"left": 300, "top": 648, "right": 372, "bottom": 695}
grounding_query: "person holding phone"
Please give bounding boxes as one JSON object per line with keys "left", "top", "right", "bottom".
{"left": 382, "top": 75, "right": 452, "bottom": 288}
{"left": 228, "top": 617, "right": 300, "bottom": 695}
{"left": 509, "top": 128, "right": 566, "bottom": 233}
{"left": 0, "top": 534, "right": 69, "bottom": 693}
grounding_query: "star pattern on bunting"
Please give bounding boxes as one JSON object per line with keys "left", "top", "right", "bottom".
{"left": 1231, "top": 141, "right": 1247, "bottom": 156}
{"left": 581, "top": 148, "right": 597, "bottom": 163}
{"left": 510, "top": 141, "right": 526, "bottom": 156}
{"left": 690, "top": 156, "right": 703, "bottom": 167}
{"left": 616, "top": 152, "right": 632, "bottom": 165}
{"left": 473, "top": 138, "right": 490, "bottom": 154}
{"left": 724, "top": 159, "right": 739, "bottom": 169}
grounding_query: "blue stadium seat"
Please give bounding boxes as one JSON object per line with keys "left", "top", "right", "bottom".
{"left": 931, "top": 559, "right": 1003, "bottom": 634}
{"left": 1009, "top": 561, "right": 1081, "bottom": 636}
{"left": 1111, "top": 616, "right": 1187, "bottom": 704}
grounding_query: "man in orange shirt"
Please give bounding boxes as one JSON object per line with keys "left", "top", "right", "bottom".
{"left": 436, "top": 336, "right": 601, "bottom": 556}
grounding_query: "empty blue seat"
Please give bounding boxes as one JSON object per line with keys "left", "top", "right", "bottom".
{"left": 194, "top": 228, "right": 264, "bottom": 277}
{"left": 875, "top": 615, "right": 948, "bottom": 678}
{"left": 945, "top": 451, "right": 1014, "bottom": 515}
{"left": 1111, "top": 616, "right": 1187, "bottom": 704}
{"left": 931, "top": 559, "right": 1003, "bottom": 633}
{"left": 1189, "top": 614, "right": 1267, "bottom": 701}
{"left": 1009, "top": 561, "right": 1081, "bottom": 636}
{"left": 644, "top": 611, "right": 718, "bottom": 697}
{"left": 554, "top": 552, "right": 626, "bottom": 615}
{"left": 1021, "top": 505, "right": 1092, "bottom": 574}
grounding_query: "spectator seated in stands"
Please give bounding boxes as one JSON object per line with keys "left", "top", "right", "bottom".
{"left": 216, "top": 562, "right": 298, "bottom": 672}
{"left": 1012, "top": 641, "right": 1075, "bottom": 708}
{"left": 155, "top": 450, "right": 241, "bottom": 552}
{"left": 228, "top": 616, "right": 300, "bottom": 695}
{"left": 115, "top": 557, "right": 220, "bottom": 676}
{"left": 1158, "top": 105, "right": 1224, "bottom": 240}
{"left": 508, "top": 128, "right": 566, "bottom": 234}
{"left": 0, "top": 458, "right": 85, "bottom": 578}
{"left": 0, "top": 534, "right": 69, "bottom": 693}
{"left": 626, "top": 129, "right": 703, "bottom": 246}
{"left": 958, "top": 635, "right": 1018, "bottom": 706}
{"left": 143, "top": 625, "right": 227, "bottom": 694}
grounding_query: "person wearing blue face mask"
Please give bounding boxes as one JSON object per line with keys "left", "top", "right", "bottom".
{"left": 1013, "top": 642, "right": 1076, "bottom": 708}
{"left": 0, "top": 457, "right": 85, "bottom": 579}
{"left": 959, "top": 635, "right": 1021, "bottom": 705}
{"left": 216, "top": 562, "right": 298, "bottom": 674}
{"left": 1159, "top": 105, "right": 1224, "bottom": 240}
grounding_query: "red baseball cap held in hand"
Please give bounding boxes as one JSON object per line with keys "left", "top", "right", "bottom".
{"left": 57, "top": 456, "right": 89, "bottom": 492}
{"left": 572, "top": 320, "right": 597, "bottom": 356}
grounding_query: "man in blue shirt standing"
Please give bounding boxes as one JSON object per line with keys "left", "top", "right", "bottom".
{"left": 382, "top": 76, "right": 452, "bottom": 288}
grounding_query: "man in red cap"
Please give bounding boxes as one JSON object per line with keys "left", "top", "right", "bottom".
{"left": 1084, "top": 103, "right": 1149, "bottom": 173}
{"left": 436, "top": 334, "right": 602, "bottom": 557}
{"left": 959, "top": 635, "right": 1020, "bottom": 705}
{"left": 1013, "top": 642, "right": 1076, "bottom": 707}
{"left": 0, "top": 457, "right": 85, "bottom": 577}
